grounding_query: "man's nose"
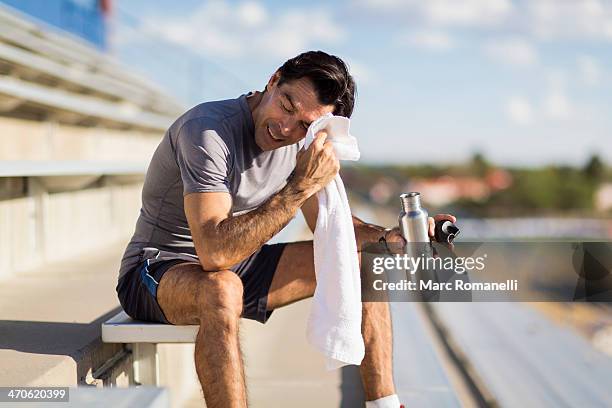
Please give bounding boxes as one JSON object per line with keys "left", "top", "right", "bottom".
{"left": 279, "top": 118, "right": 298, "bottom": 138}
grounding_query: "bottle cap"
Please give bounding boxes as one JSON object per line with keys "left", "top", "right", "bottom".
{"left": 400, "top": 192, "right": 421, "bottom": 211}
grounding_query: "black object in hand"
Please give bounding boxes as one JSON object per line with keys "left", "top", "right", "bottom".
{"left": 434, "top": 220, "right": 460, "bottom": 243}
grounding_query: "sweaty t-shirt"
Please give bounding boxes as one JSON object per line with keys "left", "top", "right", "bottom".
{"left": 118, "top": 93, "right": 301, "bottom": 280}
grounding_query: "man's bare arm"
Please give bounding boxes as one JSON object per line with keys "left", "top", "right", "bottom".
{"left": 187, "top": 131, "right": 339, "bottom": 271}
{"left": 352, "top": 214, "right": 387, "bottom": 249}
{"left": 301, "top": 195, "right": 386, "bottom": 250}
{"left": 300, "top": 193, "right": 319, "bottom": 233}
{"left": 186, "top": 181, "right": 311, "bottom": 270}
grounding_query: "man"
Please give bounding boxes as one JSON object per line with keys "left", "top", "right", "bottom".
{"left": 116, "top": 51, "right": 455, "bottom": 407}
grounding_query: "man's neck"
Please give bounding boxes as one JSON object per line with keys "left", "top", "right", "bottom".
{"left": 246, "top": 91, "right": 264, "bottom": 122}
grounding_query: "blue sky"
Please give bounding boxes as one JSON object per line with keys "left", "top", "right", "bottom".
{"left": 114, "top": 0, "right": 612, "bottom": 166}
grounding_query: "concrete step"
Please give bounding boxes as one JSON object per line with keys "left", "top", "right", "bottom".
{"left": 433, "top": 302, "right": 612, "bottom": 407}
{"left": 0, "top": 241, "right": 130, "bottom": 387}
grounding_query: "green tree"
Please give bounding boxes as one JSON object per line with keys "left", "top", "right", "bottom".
{"left": 583, "top": 154, "right": 604, "bottom": 181}
{"left": 470, "top": 152, "right": 490, "bottom": 177}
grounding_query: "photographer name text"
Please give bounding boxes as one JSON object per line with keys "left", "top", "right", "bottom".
{"left": 373, "top": 279, "right": 519, "bottom": 292}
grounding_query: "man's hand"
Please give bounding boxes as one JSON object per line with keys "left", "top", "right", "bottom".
{"left": 381, "top": 213, "right": 457, "bottom": 252}
{"left": 427, "top": 213, "right": 457, "bottom": 241}
{"left": 291, "top": 131, "right": 339, "bottom": 196}
{"left": 382, "top": 227, "right": 405, "bottom": 247}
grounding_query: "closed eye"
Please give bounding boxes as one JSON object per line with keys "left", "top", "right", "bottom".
{"left": 281, "top": 94, "right": 310, "bottom": 130}
{"left": 281, "top": 102, "right": 292, "bottom": 113}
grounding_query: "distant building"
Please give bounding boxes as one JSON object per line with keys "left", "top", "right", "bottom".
{"left": 406, "top": 170, "right": 513, "bottom": 207}
{"left": 486, "top": 168, "right": 513, "bottom": 191}
{"left": 369, "top": 177, "right": 397, "bottom": 204}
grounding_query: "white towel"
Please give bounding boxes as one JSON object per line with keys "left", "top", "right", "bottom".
{"left": 303, "top": 113, "right": 365, "bottom": 370}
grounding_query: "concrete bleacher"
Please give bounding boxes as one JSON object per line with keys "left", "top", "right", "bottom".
{"left": 0, "top": 75, "right": 174, "bottom": 130}
{"left": 0, "top": 4, "right": 196, "bottom": 406}
{"left": 26, "top": 387, "right": 170, "bottom": 408}
{"left": 0, "top": 242, "right": 131, "bottom": 387}
{"left": 433, "top": 302, "right": 612, "bottom": 407}
{"left": 0, "top": 39, "right": 177, "bottom": 116}
{"left": 0, "top": 0, "right": 181, "bottom": 281}
{"left": 0, "top": 241, "right": 201, "bottom": 407}
{"left": 0, "top": 4, "right": 184, "bottom": 127}
{"left": 0, "top": 160, "right": 148, "bottom": 177}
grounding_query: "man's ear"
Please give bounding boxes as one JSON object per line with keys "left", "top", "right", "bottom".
{"left": 267, "top": 71, "right": 281, "bottom": 90}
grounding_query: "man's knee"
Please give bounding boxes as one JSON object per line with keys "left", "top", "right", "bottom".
{"left": 199, "top": 270, "right": 244, "bottom": 320}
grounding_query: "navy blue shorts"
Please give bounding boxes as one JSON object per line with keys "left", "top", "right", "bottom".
{"left": 116, "top": 243, "right": 287, "bottom": 325}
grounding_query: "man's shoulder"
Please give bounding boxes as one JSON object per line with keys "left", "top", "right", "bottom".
{"left": 171, "top": 97, "right": 244, "bottom": 136}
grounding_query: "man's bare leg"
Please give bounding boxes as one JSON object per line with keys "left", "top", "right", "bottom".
{"left": 157, "top": 263, "right": 247, "bottom": 408}
{"left": 360, "top": 300, "right": 395, "bottom": 400}
{"left": 267, "top": 241, "right": 396, "bottom": 400}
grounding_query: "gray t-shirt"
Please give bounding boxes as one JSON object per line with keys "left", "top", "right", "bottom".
{"left": 118, "top": 94, "right": 300, "bottom": 280}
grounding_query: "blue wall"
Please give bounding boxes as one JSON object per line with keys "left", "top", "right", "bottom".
{"left": 1, "top": 0, "right": 107, "bottom": 49}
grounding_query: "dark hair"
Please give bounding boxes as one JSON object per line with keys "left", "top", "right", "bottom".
{"left": 277, "top": 51, "right": 356, "bottom": 118}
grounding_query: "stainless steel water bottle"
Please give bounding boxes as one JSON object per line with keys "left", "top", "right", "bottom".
{"left": 398, "top": 192, "right": 431, "bottom": 288}
{"left": 398, "top": 192, "right": 430, "bottom": 243}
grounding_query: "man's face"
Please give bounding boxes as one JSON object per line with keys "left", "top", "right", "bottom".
{"left": 252, "top": 73, "right": 335, "bottom": 151}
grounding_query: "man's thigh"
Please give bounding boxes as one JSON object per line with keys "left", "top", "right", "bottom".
{"left": 266, "top": 240, "right": 316, "bottom": 310}
{"left": 157, "top": 262, "right": 209, "bottom": 325}
{"left": 158, "top": 242, "right": 298, "bottom": 325}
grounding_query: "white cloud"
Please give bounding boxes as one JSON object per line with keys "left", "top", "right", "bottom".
{"left": 359, "top": 0, "right": 612, "bottom": 43}
{"left": 236, "top": 1, "right": 267, "bottom": 26}
{"left": 505, "top": 71, "right": 579, "bottom": 125}
{"left": 136, "top": 0, "right": 346, "bottom": 59}
{"left": 484, "top": 37, "right": 538, "bottom": 67}
{"left": 543, "top": 71, "right": 574, "bottom": 120}
{"left": 358, "top": 0, "right": 513, "bottom": 27}
{"left": 544, "top": 91, "right": 573, "bottom": 120}
{"left": 345, "top": 59, "right": 375, "bottom": 85}
{"left": 577, "top": 55, "right": 603, "bottom": 86}
{"left": 358, "top": 0, "right": 406, "bottom": 10}
{"left": 525, "top": 0, "right": 612, "bottom": 42}
{"left": 399, "top": 30, "right": 455, "bottom": 51}
{"left": 546, "top": 70, "right": 568, "bottom": 89}
{"left": 505, "top": 96, "right": 533, "bottom": 125}
{"left": 422, "top": 0, "right": 513, "bottom": 26}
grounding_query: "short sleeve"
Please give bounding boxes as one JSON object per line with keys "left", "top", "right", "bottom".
{"left": 175, "top": 122, "right": 231, "bottom": 195}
